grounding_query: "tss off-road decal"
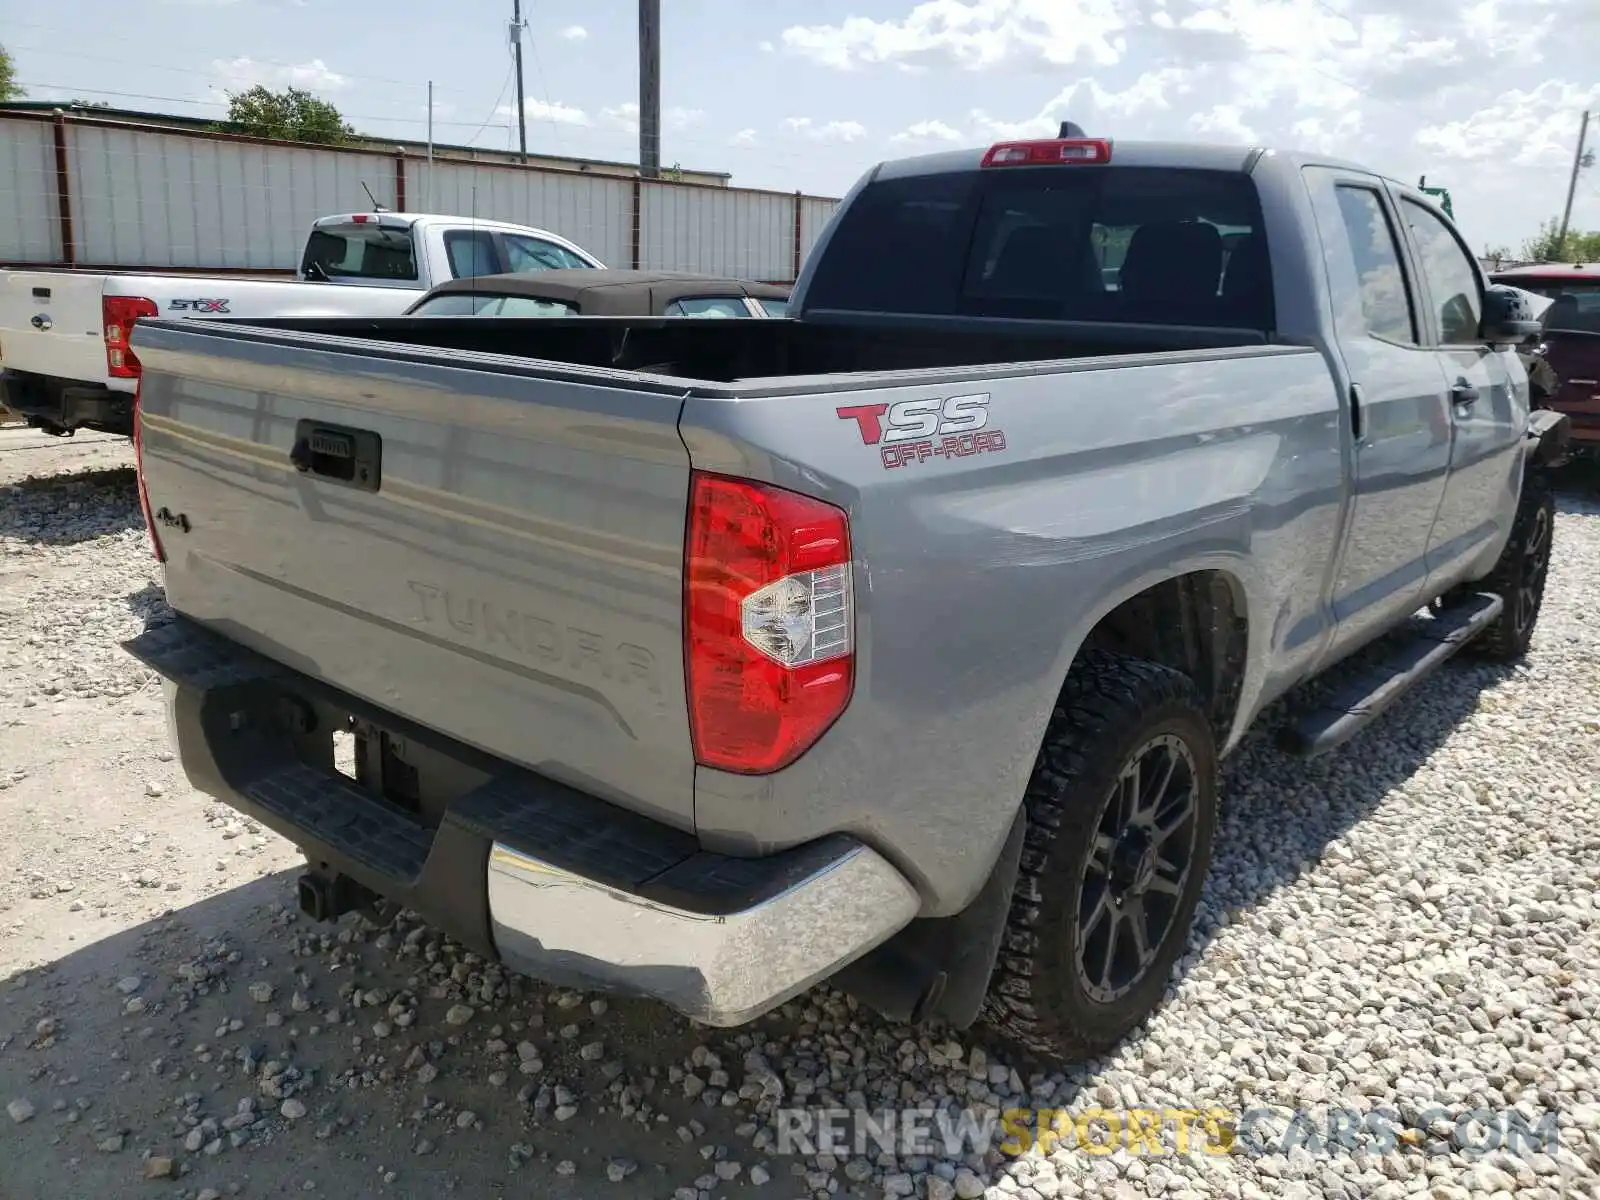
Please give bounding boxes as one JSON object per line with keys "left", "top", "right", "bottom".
{"left": 836, "top": 393, "right": 1008, "bottom": 469}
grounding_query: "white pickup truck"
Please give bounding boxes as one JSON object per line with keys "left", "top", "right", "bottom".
{"left": 0, "top": 212, "right": 603, "bottom": 436}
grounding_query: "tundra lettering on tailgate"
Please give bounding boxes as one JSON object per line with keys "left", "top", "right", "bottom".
{"left": 406, "top": 581, "right": 660, "bottom": 694}
{"left": 836, "top": 393, "right": 1008, "bottom": 469}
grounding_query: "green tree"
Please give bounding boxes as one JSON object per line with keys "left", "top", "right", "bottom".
{"left": 222, "top": 85, "right": 353, "bottom": 145}
{"left": 0, "top": 42, "right": 24, "bottom": 101}
{"left": 1521, "top": 217, "right": 1600, "bottom": 263}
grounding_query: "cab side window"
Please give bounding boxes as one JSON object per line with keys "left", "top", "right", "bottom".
{"left": 1400, "top": 199, "right": 1483, "bottom": 344}
{"left": 1332, "top": 186, "right": 1418, "bottom": 345}
{"left": 444, "top": 231, "right": 500, "bottom": 280}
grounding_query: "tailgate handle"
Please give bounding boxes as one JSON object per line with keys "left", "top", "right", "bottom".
{"left": 290, "top": 420, "right": 382, "bottom": 492}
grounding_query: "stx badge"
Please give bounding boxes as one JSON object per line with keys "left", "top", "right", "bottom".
{"left": 168, "top": 298, "right": 231, "bottom": 313}
{"left": 836, "top": 393, "right": 1008, "bottom": 469}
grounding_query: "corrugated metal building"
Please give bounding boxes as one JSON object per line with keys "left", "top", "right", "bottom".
{"left": 0, "top": 108, "right": 841, "bottom": 282}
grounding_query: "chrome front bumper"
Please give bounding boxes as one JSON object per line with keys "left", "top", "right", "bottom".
{"left": 488, "top": 837, "right": 920, "bottom": 1026}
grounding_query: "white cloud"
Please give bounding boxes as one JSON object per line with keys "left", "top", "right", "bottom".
{"left": 890, "top": 119, "right": 964, "bottom": 144}
{"left": 759, "top": 40, "right": 775, "bottom": 53}
{"left": 784, "top": 117, "right": 869, "bottom": 143}
{"left": 602, "top": 102, "right": 639, "bottom": 131}
{"left": 1188, "top": 104, "right": 1259, "bottom": 143}
{"left": 781, "top": 0, "right": 1129, "bottom": 72}
{"left": 729, "top": 128, "right": 759, "bottom": 147}
{"left": 211, "top": 57, "right": 348, "bottom": 93}
{"left": 968, "top": 69, "right": 1191, "bottom": 140}
{"left": 1415, "top": 81, "right": 1600, "bottom": 169}
{"left": 497, "top": 98, "right": 591, "bottom": 127}
{"left": 560, "top": 25, "right": 588, "bottom": 41}
{"left": 599, "top": 103, "right": 706, "bottom": 134}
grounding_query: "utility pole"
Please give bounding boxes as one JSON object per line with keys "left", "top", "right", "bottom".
{"left": 1557, "top": 109, "right": 1590, "bottom": 260}
{"left": 638, "top": 0, "right": 661, "bottom": 179}
{"left": 426, "top": 80, "right": 435, "bottom": 210}
{"left": 511, "top": 0, "right": 528, "bottom": 163}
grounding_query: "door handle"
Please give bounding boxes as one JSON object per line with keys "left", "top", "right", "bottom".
{"left": 1451, "top": 380, "right": 1480, "bottom": 406}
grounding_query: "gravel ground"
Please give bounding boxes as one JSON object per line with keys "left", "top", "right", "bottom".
{"left": 1, "top": 426, "right": 1598, "bottom": 1200}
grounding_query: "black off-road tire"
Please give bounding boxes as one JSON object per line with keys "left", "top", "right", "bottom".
{"left": 980, "top": 650, "right": 1218, "bottom": 1065}
{"left": 1471, "top": 473, "right": 1555, "bottom": 662}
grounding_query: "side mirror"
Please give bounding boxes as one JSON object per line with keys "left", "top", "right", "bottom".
{"left": 1480, "top": 284, "right": 1543, "bottom": 346}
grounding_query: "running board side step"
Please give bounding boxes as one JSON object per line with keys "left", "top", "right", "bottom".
{"left": 1278, "top": 592, "right": 1502, "bottom": 758}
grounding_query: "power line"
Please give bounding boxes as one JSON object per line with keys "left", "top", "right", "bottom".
{"left": 457, "top": 64, "right": 518, "bottom": 149}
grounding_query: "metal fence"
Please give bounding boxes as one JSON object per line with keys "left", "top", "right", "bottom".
{"left": 0, "top": 111, "right": 842, "bottom": 282}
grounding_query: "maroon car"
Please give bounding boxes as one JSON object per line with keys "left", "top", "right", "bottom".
{"left": 1490, "top": 262, "right": 1600, "bottom": 456}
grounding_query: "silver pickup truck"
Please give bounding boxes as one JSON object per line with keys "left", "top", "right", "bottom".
{"left": 123, "top": 131, "right": 1568, "bottom": 1064}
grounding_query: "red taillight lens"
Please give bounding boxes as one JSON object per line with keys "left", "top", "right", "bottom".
{"left": 104, "top": 295, "right": 159, "bottom": 379}
{"left": 981, "top": 138, "right": 1112, "bottom": 167}
{"left": 132, "top": 381, "right": 165, "bottom": 562}
{"left": 685, "top": 472, "right": 854, "bottom": 775}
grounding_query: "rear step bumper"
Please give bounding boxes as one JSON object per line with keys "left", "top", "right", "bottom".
{"left": 0, "top": 370, "right": 133, "bottom": 435}
{"left": 123, "top": 617, "right": 919, "bottom": 1026}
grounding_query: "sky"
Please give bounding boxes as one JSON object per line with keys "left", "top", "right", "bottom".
{"left": 4, "top": 0, "right": 1598, "bottom": 255}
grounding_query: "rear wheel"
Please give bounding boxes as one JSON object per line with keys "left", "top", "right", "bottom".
{"left": 1472, "top": 475, "right": 1555, "bottom": 662}
{"left": 981, "top": 651, "right": 1217, "bottom": 1064}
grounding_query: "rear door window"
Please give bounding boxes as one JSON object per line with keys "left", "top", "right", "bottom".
{"left": 482, "top": 295, "right": 578, "bottom": 316}
{"left": 664, "top": 297, "right": 751, "bottom": 318}
{"left": 409, "top": 293, "right": 480, "bottom": 316}
{"left": 804, "top": 166, "right": 1273, "bottom": 330}
{"left": 302, "top": 225, "right": 419, "bottom": 281}
{"left": 410, "top": 292, "right": 576, "bottom": 316}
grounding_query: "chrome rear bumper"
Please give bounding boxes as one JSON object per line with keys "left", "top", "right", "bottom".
{"left": 488, "top": 836, "right": 919, "bottom": 1026}
{"left": 130, "top": 618, "right": 920, "bottom": 1029}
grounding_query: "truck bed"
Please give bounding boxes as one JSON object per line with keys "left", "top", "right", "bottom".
{"left": 199, "top": 311, "right": 1276, "bottom": 386}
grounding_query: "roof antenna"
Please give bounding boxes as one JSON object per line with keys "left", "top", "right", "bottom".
{"left": 1058, "top": 120, "right": 1087, "bottom": 138}
{"left": 360, "top": 180, "right": 388, "bottom": 213}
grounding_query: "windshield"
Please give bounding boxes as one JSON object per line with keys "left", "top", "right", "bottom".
{"left": 409, "top": 293, "right": 578, "bottom": 317}
{"left": 302, "top": 224, "right": 418, "bottom": 282}
{"left": 756, "top": 296, "right": 790, "bottom": 317}
{"left": 1504, "top": 279, "right": 1600, "bottom": 335}
{"left": 804, "top": 166, "right": 1273, "bottom": 330}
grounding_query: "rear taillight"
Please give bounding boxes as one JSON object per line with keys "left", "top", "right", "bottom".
{"left": 132, "top": 381, "right": 165, "bottom": 562}
{"left": 685, "top": 472, "right": 854, "bottom": 775}
{"left": 104, "top": 295, "right": 159, "bottom": 379}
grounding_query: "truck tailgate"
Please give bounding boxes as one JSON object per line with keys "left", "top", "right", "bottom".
{"left": 132, "top": 320, "right": 697, "bottom": 830}
{"left": 0, "top": 271, "right": 111, "bottom": 386}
